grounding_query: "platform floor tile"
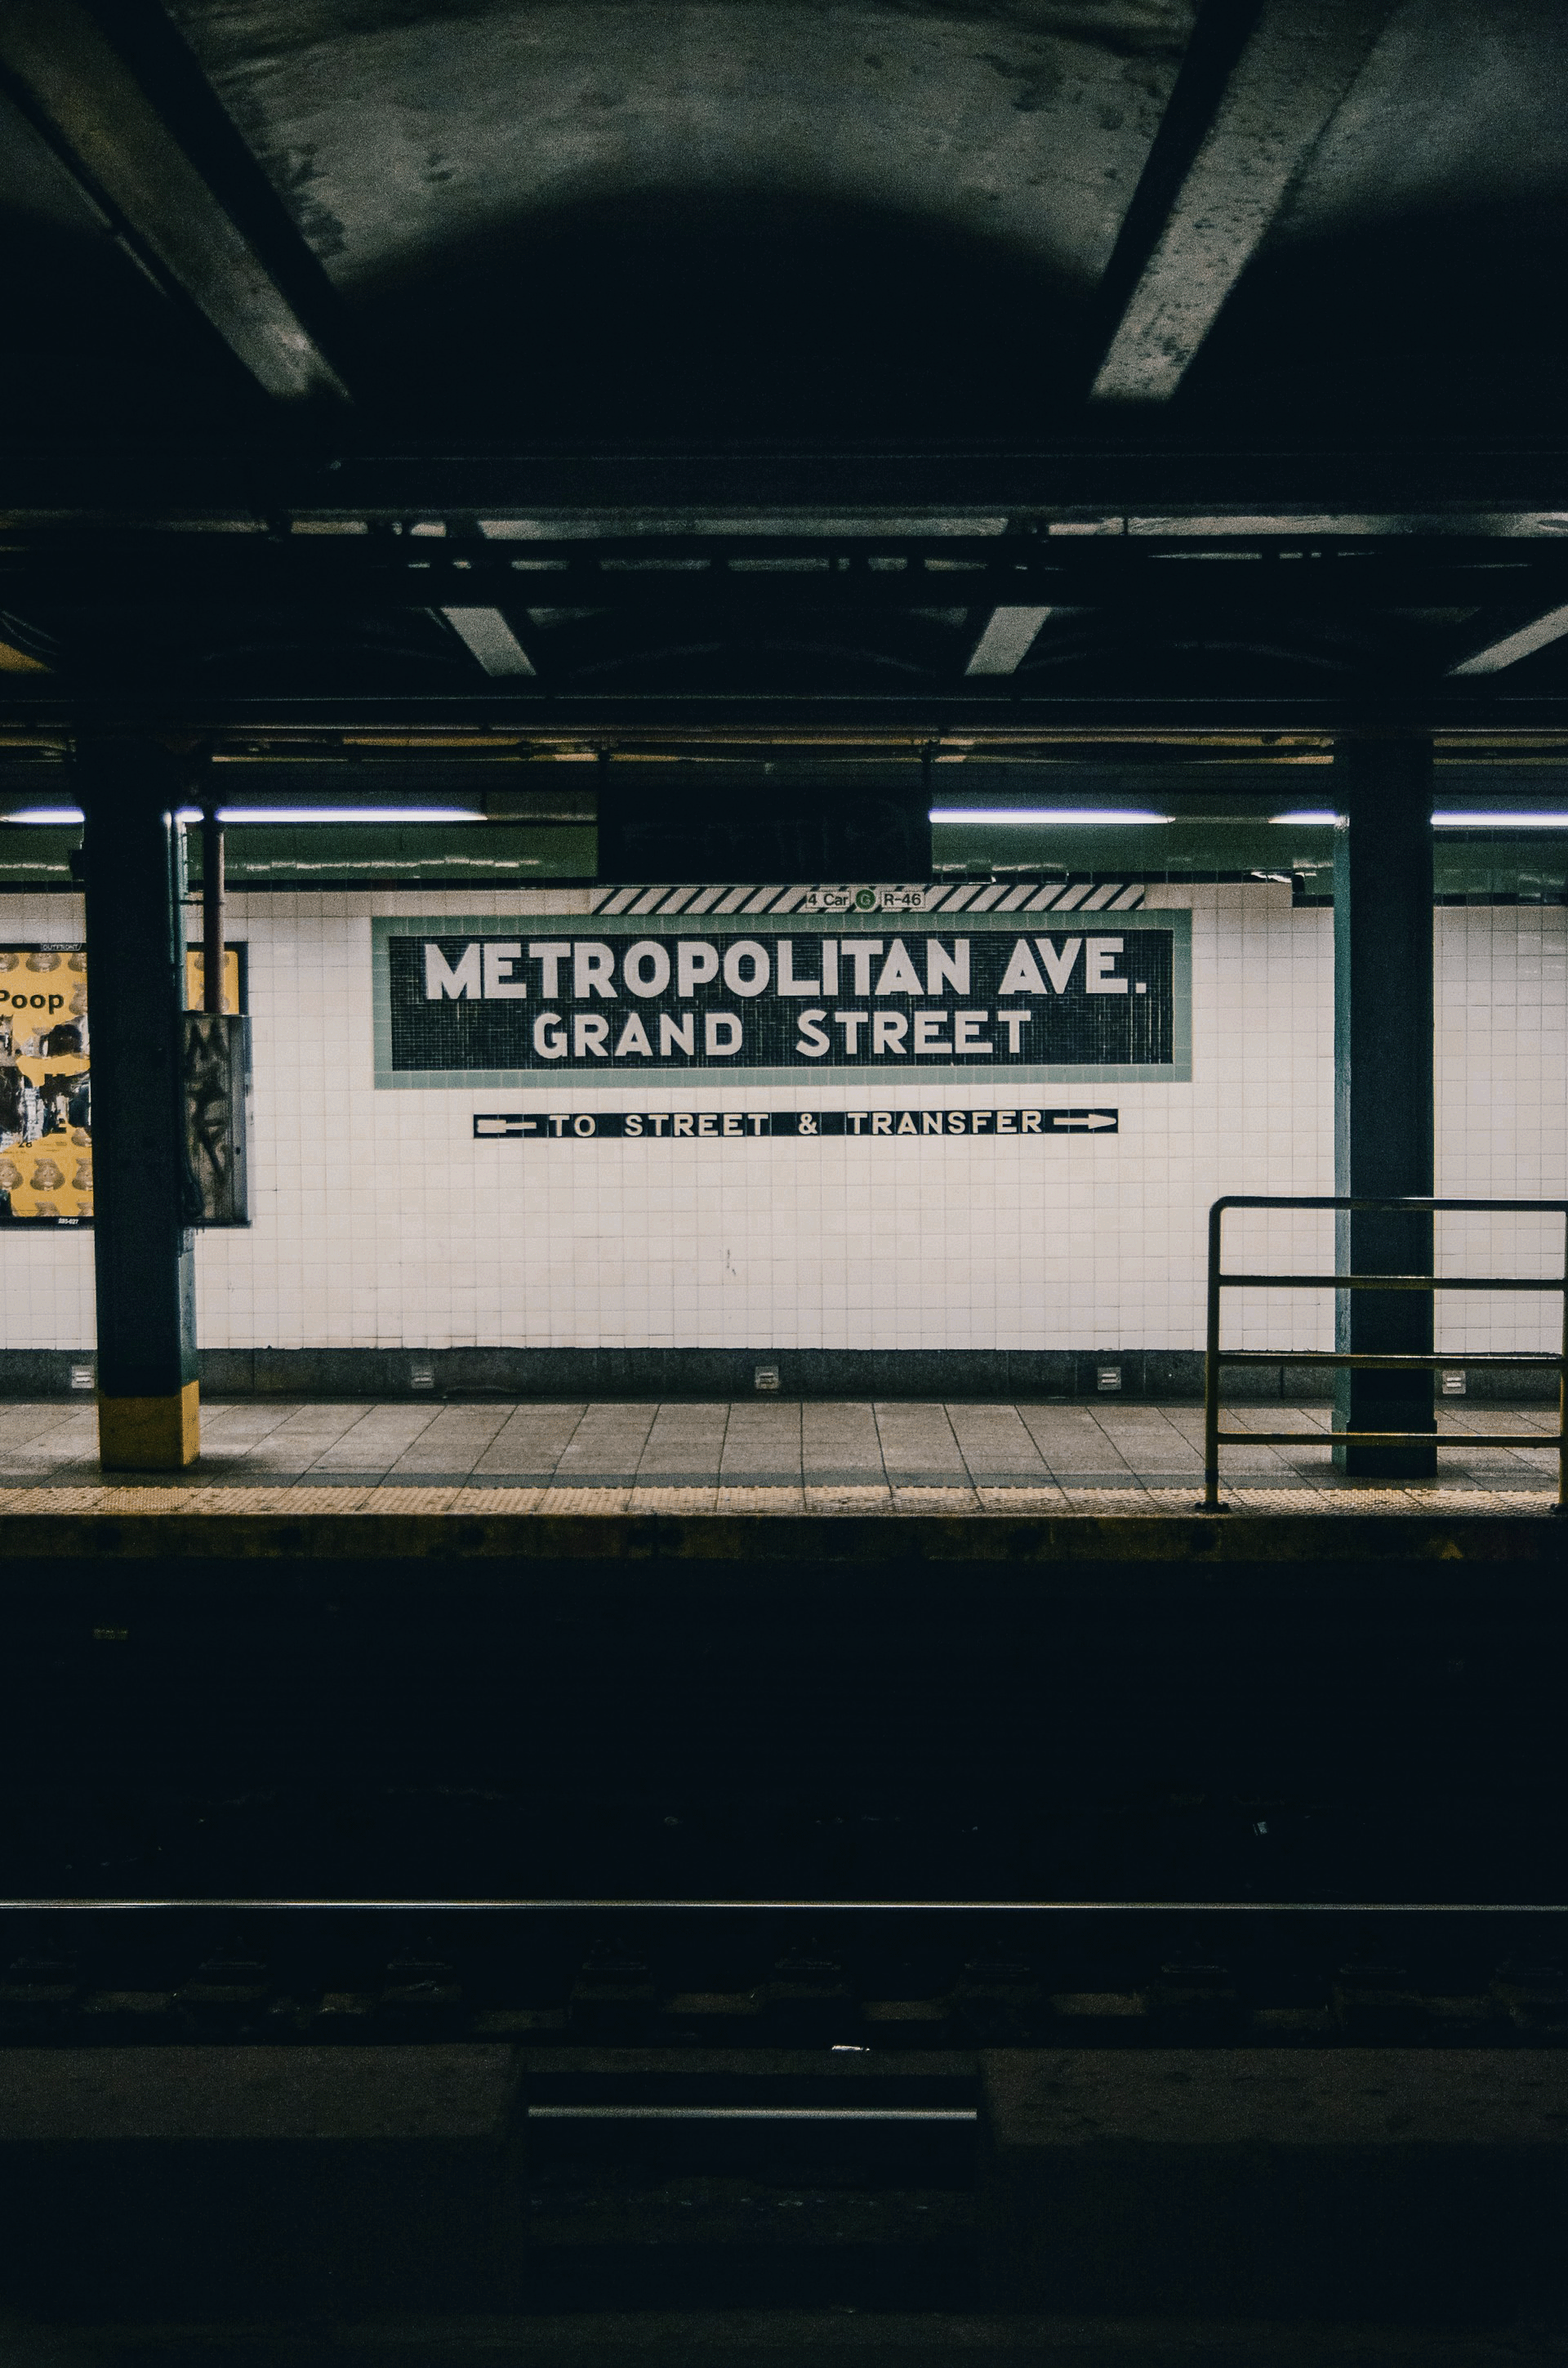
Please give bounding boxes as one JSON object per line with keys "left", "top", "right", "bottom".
{"left": 0, "top": 1400, "right": 1558, "bottom": 1516}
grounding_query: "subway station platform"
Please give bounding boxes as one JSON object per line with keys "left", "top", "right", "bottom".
{"left": 0, "top": 1399, "right": 1559, "bottom": 1554}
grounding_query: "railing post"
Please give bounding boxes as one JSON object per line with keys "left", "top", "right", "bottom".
{"left": 1200, "top": 1199, "right": 1226, "bottom": 1512}
{"left": 1333, "top": 736, "right": 1437, "bottom": 1477}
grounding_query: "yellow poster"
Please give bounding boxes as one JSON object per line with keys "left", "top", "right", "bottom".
{"left": 0, "top": 948, "right": 90, "bottom": 1220}
{"left": 0, "top": 946, "right": 238, "bottom": 1224}
{"left": 187, "top": 948, "right": 242, "bottom": 1016}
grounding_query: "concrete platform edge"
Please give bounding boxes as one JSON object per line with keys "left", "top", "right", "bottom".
{"left": 4, "top": 2314, "right": 1560, "bottom": 2367}
{"left": 0, "top": 1510, "right": 1559, "bottom": 1563}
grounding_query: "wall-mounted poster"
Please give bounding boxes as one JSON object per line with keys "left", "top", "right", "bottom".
{"left": 0, "top": 948, "right": 91, "bottom": 1220}
{"left": 373, "top": 903, "right": 1192, "bottom": 1086}
{"left": 0, "top": 945, "right": 241, "bottom": 1224}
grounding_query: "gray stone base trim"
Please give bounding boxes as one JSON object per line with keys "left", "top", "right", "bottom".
{"left": 0, "top": 1352, "right": 100, "bottom": 1400}
{"left": 0, "top": 1346, "right": 1556, "bottom": 1405}
{"left": 196, "top": 1347, "right": 1218, "bottom": 1403}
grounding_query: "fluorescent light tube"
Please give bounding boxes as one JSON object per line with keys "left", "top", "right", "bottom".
{"left": 5, "top": 805, "right": 486, "bottom": 826}
{"left": 216, "top": 806, "right": 483, "bottom": 823}
{"left": 1432, "top": 810, "right": 1568, "bottom": 828}
{"left": 928, "top": 807, "right": 1171, "bottom": 825}
{"left": 1272, "top": 809, "right": 1568, "bottom": 830}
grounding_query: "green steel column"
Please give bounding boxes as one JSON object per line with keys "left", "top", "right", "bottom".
{"left": 1333, "top": 734, "right": 1436, "bottom": 1478}
{"left": 78, "top": 738, "right": 199, "bottom": 1469}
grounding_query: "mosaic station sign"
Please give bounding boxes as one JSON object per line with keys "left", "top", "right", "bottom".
{"left": 375, "top": 907, "right": 1190, "bottom": 1086}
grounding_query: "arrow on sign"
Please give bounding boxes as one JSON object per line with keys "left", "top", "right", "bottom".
{"left": 1054, "top": 1112, "right": 1118, "bottom": 1130}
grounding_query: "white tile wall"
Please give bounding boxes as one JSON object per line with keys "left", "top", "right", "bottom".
{"left": 1436, "top": 903, "right": 1568, "bottom": 1356}
{"left": 1, "top": 885, "right": 1561, "bottom": 1357}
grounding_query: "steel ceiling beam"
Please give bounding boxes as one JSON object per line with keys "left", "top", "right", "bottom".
{"left": 1449, "top": 604, "right": 1568, "bottom": 677}
{"left": 0, "top": 0, "right": 352, "bottom": 408}
{"left": 964, "top": 609, "right": 1058, "bottom": 676}
{"left": 2, "top": 537, "right": 1566, "bottom": 613}
{"left": 1089, "top": 0, "right": 1401, "bottom": 405}
{"left": 6, "top": 690, "right": 1568, "bottom": 738}
{"left": 1, "top": 447, "right": 1566, "bottom": 524}
{"left": 439, "top": 608, "right": 539, "bottom": 678}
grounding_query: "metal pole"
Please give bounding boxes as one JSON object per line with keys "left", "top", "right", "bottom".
{"left": 201, "top": 809, "right": 225, "bottom": 1014}
{"left": 78, "top": 736, "right": 199, "bottom": 1470}
{"left": 1559, "top": 1212, "right": 1566, "bottom": 1517}
{"left": 1200, "top": 1199, "right": 1226, "bottom": 1511}
{"left": 1333, "top": 737, "right": 1436, "bottom": 1477}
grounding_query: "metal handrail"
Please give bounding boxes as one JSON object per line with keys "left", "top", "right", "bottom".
{"left": 1200, "top": 1195, "right": 1568, "bottom": 1513}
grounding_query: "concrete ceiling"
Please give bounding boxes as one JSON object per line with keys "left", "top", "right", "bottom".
{"left": 2, "top": 0, "right": 1566, "bottom": 436}
{"left": 167, "top": 0, "right": 1194, "bottom": 295}
{"left": 1276, "top": 0, "right": 1568, "bottom": 241}
{"left": 2, "top": 0, "right": 1568, "bottom": 724}
{"left": 149, "top": 0, "right": 1193, "bottom": 433}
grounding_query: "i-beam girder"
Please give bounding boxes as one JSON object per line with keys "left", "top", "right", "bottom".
{"left": 5, "top": 693, "right": 1568, "bottom": 739}
{"left": 5, "top": 538, "right": 1568, "bottom": 617}
{"left": 2, "top": 446, "right": 1568, "bottom": 520}
{"left": 1088, "top": 0, "right": 1403, "bottom": 405}
{"left": 0, "top": 0, "right": 352, "bottom": 408}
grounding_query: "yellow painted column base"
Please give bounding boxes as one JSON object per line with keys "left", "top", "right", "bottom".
{"left": 98, "top": 1382, "right": 200, "bottom": 1471}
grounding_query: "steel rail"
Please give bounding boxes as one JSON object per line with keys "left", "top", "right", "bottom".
{"left": 1219, "top": 1273, "right": 1563, "bottom": 1292}
{"left": 0, "top": 1898, "right": 1563, "bottom": 1914}
{"left": 528, "top": 2106, "right": 978, "bottom": 2121}
{"left": 1215, "top": 1430, "right": 1557, "bottom": 1448}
